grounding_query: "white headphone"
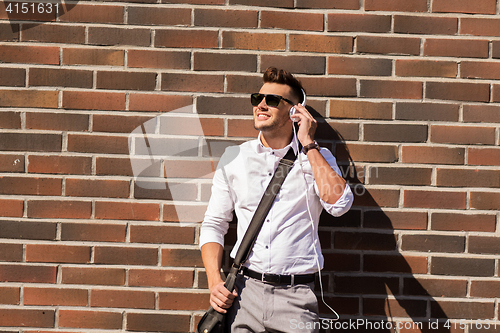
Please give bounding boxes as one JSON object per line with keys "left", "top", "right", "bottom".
{"left": 289, "top": 89, "right": 307, "bottom": 122}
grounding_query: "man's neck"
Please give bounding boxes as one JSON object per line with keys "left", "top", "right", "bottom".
{"left": 260, "top": 130, "right": 294, "bottom": 150}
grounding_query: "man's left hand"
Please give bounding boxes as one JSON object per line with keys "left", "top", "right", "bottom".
{"left": 290, "top": 104, "right": 317, "bottom": 147}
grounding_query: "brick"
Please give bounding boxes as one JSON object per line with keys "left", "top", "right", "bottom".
{"left": 262, "top": 11, "right": 323, "bottom": 31}
{"left": 0, "top": 154, "right": 24, "bottom": 173}
{"left": 95, "top": 201, "right": 160, "bottom": 221}
{"left": 27, "top": 200, "right": 91, "bottom": 219}
{"left": 494, "top": 41, "right": 500, "bottom": 59}
{"left": 24, "top": 287, "right": 87, "bottom": 306}
{"left": 0, "top": 286, "right": 19, "bottom": 304}
{"left": 336, "top": 143, "right": 398, "bottom": 163}
{"left": 0, "top": 45, "right": 58, "bottom": 64}
{"left": 364, "top": 211, "right": 427, "bottom": 230}
{"left": 0, "top": 68, "right": 25, "bottom": 87}
{"left": 59, "top": 4, "right": 123, "bottom": 23}
{"left": 470, "top": 192, "right": 500, "bottom": 210}
{"left": 0, "top": 113, "right": 20, "bottom": 131}
{"left": 97, "top": 71, "right": 156, "bottom": 91}
{"left": 59, "top": 310, "right": 122, "bottom": 329}
{"left": 129, "top": 269, "right": 194, "bottom": 288}
{"left": 130, "top": 225, "right": 195, "bottom": 244}
{"left": 470, "top": 281, "right": 500, "bottom": 298}
{"left": 22, "top": 24, "right": 85, "bottom": 44}
{"left": 360, "top": 80, "right": 423, "bottom": 99}
{"left": 61, "top": 267, "right": 125, "bottom": 286}
{"left": 328, "top": 13, "right": 390, "bottom": 33}
{"left": 364, "top": 124, "right": 427, "bottom": 143}
{"left": 401, "top": 235, "right": 465, "bottom": 253}
{"left": 357, "top": 35, "right": 420, "bottom": 55}
{"left": 226, "top": 74, "right": 262, "bottom": 94}
{"left": 193, "top": 52, "right": 257, "bottom": 71}
{"left": 0, "top": 2, "right": 56, "bottom": 21}
{"left": 163, "top": 203, "right": 208, "bottom": 223}
{"left": 431, "top": 301, "right": 495, "bottom": 319}
{"left": 62, "top": 223, "right": 126, "bottom": 242}
{"left": 299, "top": 77, "right": 356, "bottom": 97}
{"left": 296, "top": 0, "right": 359, "bottom": 9}
{"left": 0, "top": 309, "right": 54, "bottom": 327}
{"left": 365, "top": 0, "right": 427, "bottom": 12}
{"left": 67, "top": 134, "right": 129, "bottom": 154}
{"left": 261, "top": 55, "right": 326, "bottom": 75}
{"left": 96, "top": 157, "right": 133, "bottom": 176}
{"left": 26, "top": 112, "right": 89, "bottom": 131}
{"left": 164, "top": 159, "right": 217, "bottom": 178}
{"left": 431, "top": 213, "right": 496, "bottom": 232}
{"left": 0, "top": 221, "right": 56, "bottom": 240}
{"left": 469, "top": 147, "right": 500, "bottom": 166}
{"left": 65, "top": 179, "right": 130, "bottom": 198}
{"left": 63, "top": 91, "right": 126, "bottom": 111}
{"left": 328, "top": 56, "right": 391, "bottom": 76}
{"left": 128, "top": 49, "right": 190, "bottom": 69}
{"left": 396, "top": 59, "right": 457, "bottom": 78}
{"left": 404, "top": 278, "right": 467, "bottom": 297}
{"left": 290, "top": 34, "right": 352, "bottom": 54}
{"left": 134, "top": 181, "right": 197, "bottom": 201}
{"left": 402, "top": 145, "right": 464, "bottom": 165}
{"left": 462, "top": 61, "right": 500, "bottom": 80}
{"left": 0, "top": 243, "right": 22, "bottom": 262}
{"left": 437, "top": 168, "right": 499, "bottom": 188}
{"left": 334, "top": 276, "right": 399, "bottom": 295}
{"left": 353, "top": 187, "right": 400, "bottom": 208}
{"left": 395, "top": 15, "right": 458, "bottom": 35}
{"left": 129, "top": 93, "right": 193, "bottom": 112}
{"left": 128, "top": 7, "right": 189, "bottom": 25}
{"left": 93, "top": 114, "right": 155, "bottom": 133}
{"left": 427, "top": 82, "right": 490, "bottom": 103}
{"left": 29, "top": 68, "right": 92, "bottom": 88}
{"left": 369, "top": 166, "right": 432, "bottom": 186}
{"left": 228, "top": 0, "right": 293, "bottom": 7}
{"left": 0, "top": 133, "right": 61, "bottom": 152}
{"left": 424, "top": 39, "right": 489, "bottom": 58}
{"left": 63, "top": 48, "right": 124, "bottom": 66}
{"left": 127, "top": 313, "right": 190, "bottom": 332}
{"left": 322, "top": 121, "right": 361, "bottom": 141}
{"left": 334, "top": 232, "right": 396, "bottom": 251}
{"left": 0, "top": 198, "right": 23, "bottom": 218}
{"left": 0, "top": 177, "right": 61, "bottom": 195}
{"left": 461, "top": 18, "right": 500, "bottom": 37}
{"left": 162, "top": 0, "right": 223, "bottom": 3}
{"left": 364, "top": 255, "right": 427, "bottom": 274}
{"left": 432, "top": 257, "right": 495, "bottom": 276}
{"left": 0, "top": 23, "right": 19, "bottom": 41}
{"left": 404, "top": 190, "right": 466, "bottom": 209}
{"left": 223, "top": 31, "right": 286, "bottom": 51}
{"left": 320, "top": 253, "right": 359, "bottom": 272}
{"left": 91, "top": 289, "right": 155, "bottom": 309}
{"left": 0, "top": 264, "right": 56, "bottom": 283}
{"left": 0, "top": 90, "right": 58, "bottom": 108}
{"left": 431, "top": 125, "right": 496, "bottom": 145}
{"left": 469, "top": 236, "right": 500, "bottom": 255}
{"left": 493, "top": 84, "right": 500, "bottom": 102}
{"left": 161, "top": 73, "right": 224, "bottom": 93}
{"left": 159, "top": 292, "right": 210, "bottom": 310}
{"left": 366, "top": 298, "right": 427, "bottom": 317}
{"left": 396, "top": 102, "right": 459, "bottom": 122}
{"left": 464, "top": 104, "right": 500, "bottom": 123}
{"left": 194, "top": 8, "right": 258, "bottom": 28}
{"left": 28, "top": 155, "right": 91, "bottom": 175}
{"left": 227, "top": 119, "right": 259, "bottom": 138}
{"left": 155, "top": 29, "right": 218, "bottom": 48}
{"left": 161, "top": 248, "right": 203, "bottom": 267}
{"left": 432, "top": 0, "right": 497, "bottom": 14}
{"left": 89, "top": 27, "right": 150, "bottom": 46}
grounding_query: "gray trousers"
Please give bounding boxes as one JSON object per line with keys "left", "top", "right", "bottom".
{"left": 227, "top": 274, "right": 320, "bottom": 333}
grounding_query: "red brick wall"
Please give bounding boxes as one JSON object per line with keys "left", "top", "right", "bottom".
{"left": 0, "top": 0, "right": 499, "bottom": 332}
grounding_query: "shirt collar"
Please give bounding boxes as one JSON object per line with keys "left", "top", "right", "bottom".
{"left": 255, "top": 131, "right": 299, "bottom": 157}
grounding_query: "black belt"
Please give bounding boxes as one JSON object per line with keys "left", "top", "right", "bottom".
{"left": 241, "top": 267, "right": 315, "bottom": 285}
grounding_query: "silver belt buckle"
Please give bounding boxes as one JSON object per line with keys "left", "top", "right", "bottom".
{"left": 261, "top": 272, "right": 266, "bottom": 282}
{"left": 291, "top": 274, "right": 295, "bottom": 286}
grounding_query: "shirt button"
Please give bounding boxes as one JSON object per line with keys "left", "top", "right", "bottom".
{"left": 265, "top": 246, "right": 269, "bottom": 249}
{"left": 271, "top": 152, "right": 274, "bottom": 155}
{"left": 268, "top": 172, "right": 272, "bottom": 176}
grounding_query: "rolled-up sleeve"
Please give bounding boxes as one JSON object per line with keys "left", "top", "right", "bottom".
{"left": 199, "top": 166, "right": 234, "bottom": 249}
{"left": 314, "top": 148, "right": 354, "bottom": 217}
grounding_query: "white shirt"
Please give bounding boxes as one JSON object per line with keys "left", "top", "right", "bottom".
{"left": 200, "top": 133, "right": 354, "bottom": 275}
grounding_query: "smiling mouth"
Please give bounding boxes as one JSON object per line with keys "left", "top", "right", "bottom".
{"left": 256, "top": 113, "right": 271, "bottom": 120}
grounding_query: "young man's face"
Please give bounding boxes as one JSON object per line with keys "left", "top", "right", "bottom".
{"left": 253, "top": 82, "right": 297, "bottom": 133}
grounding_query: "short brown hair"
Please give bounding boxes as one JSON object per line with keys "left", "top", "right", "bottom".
{"left": 262, "top": 67, "right": 305, "bottom": 104}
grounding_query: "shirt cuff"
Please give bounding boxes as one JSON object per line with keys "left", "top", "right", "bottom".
{"left": 320, "top": 183, "right": 354, "bottom": 217}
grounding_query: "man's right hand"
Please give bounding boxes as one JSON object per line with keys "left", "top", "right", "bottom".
{"left": 209, "top": 281, "right": 238, "bottom": 314}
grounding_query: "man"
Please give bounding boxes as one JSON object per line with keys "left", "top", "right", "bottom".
{"left": 200, "top": 67, "right": 353, "bottom": 332}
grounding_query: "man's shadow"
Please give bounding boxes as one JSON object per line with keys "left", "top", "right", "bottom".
{"left": 311, "top": 108, "right": 451, "bottom": 333}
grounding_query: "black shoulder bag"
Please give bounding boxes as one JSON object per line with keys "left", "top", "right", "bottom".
{"left": 196, "top": 147, "right": 297, "bottom": 333}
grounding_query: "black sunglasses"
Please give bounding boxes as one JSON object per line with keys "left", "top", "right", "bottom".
{"left": 250, "top": 93, "right": 294, "bottom": 107}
